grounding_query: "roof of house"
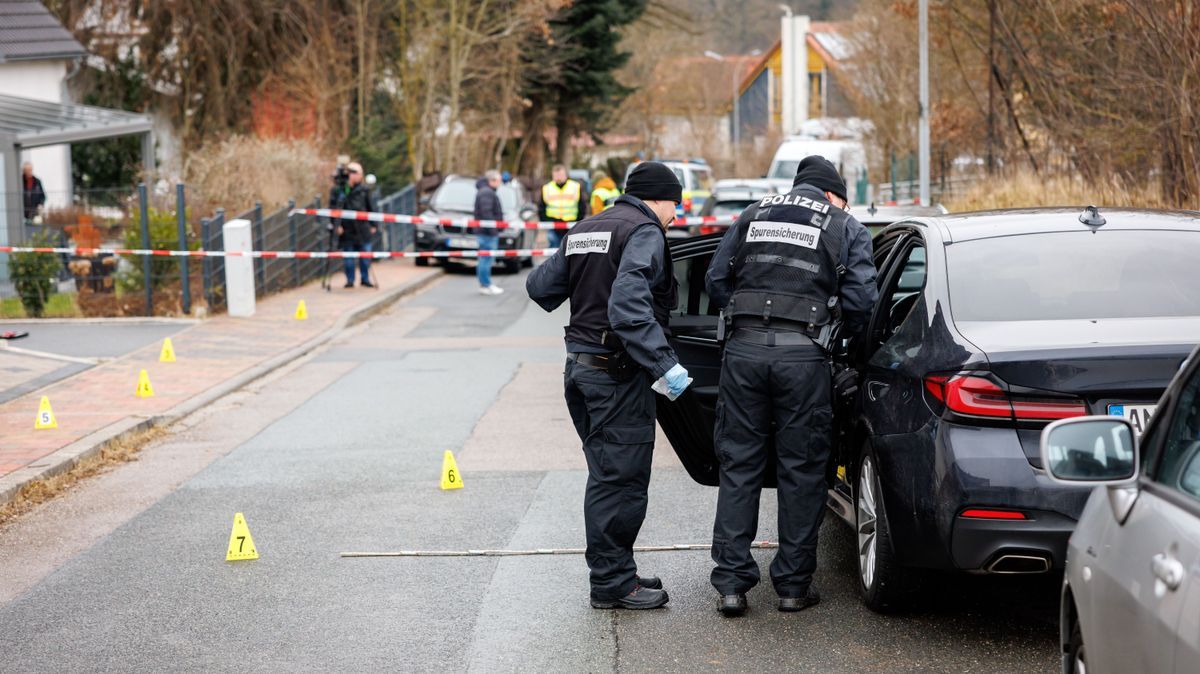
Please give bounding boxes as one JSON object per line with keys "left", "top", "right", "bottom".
{"left": 0, "top": 1, "right": 86, "bottom": 64}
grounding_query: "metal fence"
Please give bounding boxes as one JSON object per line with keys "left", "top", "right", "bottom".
{"left": 4, "top": 181, "right": 419, "bottom": 317}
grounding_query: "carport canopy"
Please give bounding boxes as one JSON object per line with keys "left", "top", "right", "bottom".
{"left": 0, "top": 91, "right": 154, "bottom": 248}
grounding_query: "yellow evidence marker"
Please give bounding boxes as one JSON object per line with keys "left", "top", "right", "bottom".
{"left": 135, "top": 369, "right": 155, "bottom": 398}
{"left": 34, "top": 396, "right": 57, "bottom": 430}
{"left": 294, "top": 300, "right": 308, "bottom": 320}
{"left": 441, "top": 450, "right": 464, "bottom": 490}
{"left": 226, "top": 512, "right": 259, "bottom": 561}
{"left": 159, "top": 337, "right": 176, "bottom": 362}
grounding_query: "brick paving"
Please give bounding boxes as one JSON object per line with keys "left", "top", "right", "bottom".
{"left": 0, "top": 261, "right": 435, "bottom": 480}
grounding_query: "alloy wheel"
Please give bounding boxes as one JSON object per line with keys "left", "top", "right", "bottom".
{"left": 857, "top": 456, "right": 878, "bottom": 590}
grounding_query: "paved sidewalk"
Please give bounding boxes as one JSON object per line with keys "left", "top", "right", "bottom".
{"left": 0, "top": 260, "right": 439, "bottom": 504}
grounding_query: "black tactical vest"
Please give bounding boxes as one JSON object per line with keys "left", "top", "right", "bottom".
{"left": 564, "top": 200, "right": 677, "bottom": 350}
{"left": 727, "top": 184, "right": 847, "bottom": 332}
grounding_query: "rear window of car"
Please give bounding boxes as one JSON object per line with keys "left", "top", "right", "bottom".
{"left": 712, "top": 199, "right": 755, "bottom": 216}
{"left": 947, "top": 230, "right": 1200, "bottom": 321}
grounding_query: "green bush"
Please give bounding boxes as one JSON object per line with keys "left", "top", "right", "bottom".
{"left": 119, "top": 207, "right": 196, "bottom": 292}
{"left": 9, "top": 232, "right": 61, "bottom": 317}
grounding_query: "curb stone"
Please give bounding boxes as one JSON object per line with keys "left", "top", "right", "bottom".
{"left": 0, "top": 269, "right": 441, "bottom": 508}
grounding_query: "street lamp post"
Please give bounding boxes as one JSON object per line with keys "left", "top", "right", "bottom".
{"left": 918, "top": 0, "right": 931, "bottom": 205}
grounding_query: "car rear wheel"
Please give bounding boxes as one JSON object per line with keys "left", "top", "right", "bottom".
{"left": 856, "top": 451, "right": 920, "bottom": 612}
{"left": 415, "top": 257, "right": 429, "bottom": 267}
{"left": 1066, "top": 616, "right": 1086, "bottom": 674}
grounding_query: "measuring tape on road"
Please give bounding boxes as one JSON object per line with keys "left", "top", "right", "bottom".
{"left": 292, "top": 208, "right": 737, "bottom": 230}
{"left": 340, "top": 541, "right": 779, "bottom": 558}
{"left": 0, "top": 245, "right": 562, "bottom": 260}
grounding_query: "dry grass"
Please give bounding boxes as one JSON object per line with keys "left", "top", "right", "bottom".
{"left": 944, "top": 171, "right": 1199, "bottom": 213}
{"left": 0, "top": 425, "right": 166, "bottom": 528}
{"left": 184, "top": 135, "right": 329, "bottom": 214}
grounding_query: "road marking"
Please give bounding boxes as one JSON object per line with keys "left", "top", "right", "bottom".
{"left": 0, "top": 343, "right": 101, "bottom": 365}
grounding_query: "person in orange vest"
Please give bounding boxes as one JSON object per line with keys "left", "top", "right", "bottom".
{"left": 590, "top": 170, "right": 621, "bottom": 215}
{"left": 539, "top": 164, "right": 588, "bottom": 249}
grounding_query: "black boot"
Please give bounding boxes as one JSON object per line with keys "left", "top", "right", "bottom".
{"left": 778, "top": 586, "right": 821, "bottom": 613}
{"left": 717, "top": 593, "right": 748, "bottom": 617}
{"left": 591, "top": 586, "right": 669, "bottom": 610}
{"left": 636, "top": 575, "right": 662, "bottom": 590}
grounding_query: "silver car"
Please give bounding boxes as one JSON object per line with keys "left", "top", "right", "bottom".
{"left": 1040, "top": 344, "right": 1200, "bottom": 673}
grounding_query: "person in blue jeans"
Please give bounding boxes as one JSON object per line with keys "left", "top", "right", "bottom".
{"left": 331, "top": 161, "right": 377, "bottom": 288}
{"left": 474, "top": 170, "right": 506, "bottom": 296}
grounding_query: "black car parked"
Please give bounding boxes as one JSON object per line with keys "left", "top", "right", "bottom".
{"left": 657, "top": 207, "right": 1200, "bottom": 611}
{"left": 414, "top": 175, "right": 538, "bottom": 273}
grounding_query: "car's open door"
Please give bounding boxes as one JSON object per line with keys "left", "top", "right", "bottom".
{"left": 657, "top": 234, "right": 725, "bottom": 486}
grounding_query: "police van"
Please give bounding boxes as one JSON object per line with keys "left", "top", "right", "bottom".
{"left": 624, "top": 159, "right": 714, "bottom": 217}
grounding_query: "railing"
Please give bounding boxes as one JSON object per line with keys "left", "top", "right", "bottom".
{"left": 376, "top": 185, "right": 417, "bottom": 252}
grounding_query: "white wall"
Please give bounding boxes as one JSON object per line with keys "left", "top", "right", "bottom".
{"left": 0, "top": 59, "right": 74, "bottom": 210}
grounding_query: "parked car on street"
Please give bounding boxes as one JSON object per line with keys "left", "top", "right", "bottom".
{"left": 765, "top": 137, "right": 868, "bottom": 205}
{"left": 657, "top": 207, "right": 1200, "bottom": 612}
{"left": 625, "top": 159, "right": 714, "bottom": 217}
{"left": 1042, "top": 344, "right": 1200, "bottom": 674}
{"left": 690, "top": 179, "right": 780, "bottom": 237}
{"left": 414, "top": 175, "right": 537, "bottom": 272}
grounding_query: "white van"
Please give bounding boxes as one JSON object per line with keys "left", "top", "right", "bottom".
{"left": 765, "top": 137, "right": 868, "bottom": 205}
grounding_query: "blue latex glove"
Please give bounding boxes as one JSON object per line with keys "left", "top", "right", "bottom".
{"left": 664, "top": 363, "right": 690, "bottom": 397}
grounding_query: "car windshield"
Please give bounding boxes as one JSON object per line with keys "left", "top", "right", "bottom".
{"left": 947, "top": 230, "right": 1200, "bottom": 321}
{"left": 769, "top": 160, "right": 800, "bottom": 180}
{"left": 431, "top": 179, "right": 518, "bottom": 214}
{"left": 712, "top": 199, "right": 756, "bottom": 216}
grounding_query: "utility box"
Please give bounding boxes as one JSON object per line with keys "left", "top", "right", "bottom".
{"left": 223, "top": 218, "right": 255, "bottom": 317}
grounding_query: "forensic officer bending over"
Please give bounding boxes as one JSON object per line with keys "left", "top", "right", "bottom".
{"left": 526, "top": 162, "right": 691, "bottom": 610}
{"left": 705, "top": 155, "right": 878, "bottom": 616}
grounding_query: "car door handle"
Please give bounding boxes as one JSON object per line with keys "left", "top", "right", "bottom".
{"left": 866, "top": 381, "right": 889, "bottom": 401}
{"left": 1151, "top": 552, "right": 1185, "bottom": 591}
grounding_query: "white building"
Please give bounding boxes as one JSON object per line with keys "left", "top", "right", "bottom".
{"left": 0, "top": 1, "right": 88, "bottom": 209}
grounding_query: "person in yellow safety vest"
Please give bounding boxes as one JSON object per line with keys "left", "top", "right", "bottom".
{"left": 540, "top": 164, "right": 588, "bottom": 248}
{"left": 590, "top": 170, "right": 621, "bottom": 215}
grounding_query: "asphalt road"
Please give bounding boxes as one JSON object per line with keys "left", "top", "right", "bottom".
{"left": 0, "top": 269, "right": 1059, "bottom": 672}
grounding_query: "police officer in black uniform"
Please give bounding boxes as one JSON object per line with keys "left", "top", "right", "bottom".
{"left": 526, "top": 162, "right": 691, "bottom": 610}
{"left": 705, "top": 155, "right": 878, "bottom": 616}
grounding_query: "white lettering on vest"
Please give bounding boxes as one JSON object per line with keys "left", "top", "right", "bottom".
{"left": 745, "top": 220, "right": 822, "bottom": 249}
{"left": 757, "top": 194, "right": 831, "bottom": 214}
{"left": 565, "top": 231, "right": 613, "bottom": 255}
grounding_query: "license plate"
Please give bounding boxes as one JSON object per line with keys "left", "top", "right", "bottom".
{"left": 1108, "top": 403, "right": 1156, "bottom": 436}
{"left": 447, "top": 237, "right": 479, "bottom": 249}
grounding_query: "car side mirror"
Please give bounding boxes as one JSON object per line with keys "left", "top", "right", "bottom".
{"left": 1040, "top": 416, "right": 1138, "bottom": 485}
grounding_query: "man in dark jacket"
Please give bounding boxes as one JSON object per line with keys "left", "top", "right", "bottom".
{"left": 526, "top": 162, "right": 692, "bottom": 610}
{"left": 704, "top": 155, "right": 878, "bottom": 616}
{"left": 329, "top": 161, "right": 377, "bottom": 288}
{"left": 473, "top": 170, "right": 505, "bottom": 295}
{"left": 22, "top": 163, "right": 45, "bottom": 222}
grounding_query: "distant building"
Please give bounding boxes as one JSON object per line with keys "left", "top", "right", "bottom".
{"left": 737, "top": 18, "right": 856, "bottom": 140}
{"left": 0, "top": 1, "right": 88, "bottom": 209}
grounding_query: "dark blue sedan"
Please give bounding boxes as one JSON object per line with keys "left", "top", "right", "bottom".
{"left": 657, "top": 207, "right": 1200, "bottom": 611}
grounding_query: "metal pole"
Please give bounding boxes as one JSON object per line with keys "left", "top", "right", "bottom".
{"left": 918, "top": 0, "right": 931, "bottom": 206}
{"left": 176, "top": 183, "right": 190, "bottom": 316}
{"left": 890, "top": 150, "right": 897, "bottom": 203}
{"left": 253, "top": 201, "right": 264, "bottom": 293}
{"left": 732, "top": 60, "right": 740, "bottom": 175}
{"left": 137, "top": 182, "right": 153, "bottom": 316}
{"left": 201, "top": 217, "right": 212, "bottom": 310}
{"left": 288, "top": 198, "right": 299, "bottom": 288}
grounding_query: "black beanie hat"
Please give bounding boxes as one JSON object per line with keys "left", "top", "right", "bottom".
{"left": 625, "top": 161, "right": 683, "bottom": 204}
{"left": 792, "top": 155, "right": 847, "bottom": 201}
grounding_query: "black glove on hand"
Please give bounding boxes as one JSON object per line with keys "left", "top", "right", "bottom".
{"left": 833, "top": 365, "right": 860, "bottom": 401}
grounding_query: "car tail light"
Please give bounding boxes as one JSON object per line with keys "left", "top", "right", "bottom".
{"left": 700, "top": 225, "right": 720, "bottom": 235}
{"left": 959, "top": 508, "right": 1027, "bottom": 520}
{"left": 682, "top": 197, "right": 692, "bottom": 214}
{"left": 924, "top": 373, "right": 1086, "bottom": 421}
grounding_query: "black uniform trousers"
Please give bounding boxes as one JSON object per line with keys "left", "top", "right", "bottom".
{"left": 710, "top": 335, "right": 833, "bottom": 597}
{"left": 563, "top": 357, "right": 656, "bottom": 601}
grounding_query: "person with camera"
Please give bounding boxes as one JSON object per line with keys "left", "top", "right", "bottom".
{"left": 329, "top": 161, "right": 377, "bottom": 288}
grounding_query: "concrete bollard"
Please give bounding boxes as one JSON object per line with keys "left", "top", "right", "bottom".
{"left": 223, "top": 218, "right": 256, "bottom": 317}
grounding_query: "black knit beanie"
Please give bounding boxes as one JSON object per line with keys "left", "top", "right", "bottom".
{"left": 792, "top": 155, "right": 848, "bottom": 201}
{"left": 625, "top": 162, "right": 682, "bottom": 203}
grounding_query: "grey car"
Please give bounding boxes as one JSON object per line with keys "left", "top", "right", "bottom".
{"left": 1040, "top": 343, "right": 1200, "bottom": 673}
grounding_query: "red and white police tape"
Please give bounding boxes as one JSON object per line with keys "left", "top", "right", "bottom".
{"left": 290, "top": 207, "right": 737, "bottom": 230}
{"left": 0, "top": 245, "right": 560, "bottom": 259}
